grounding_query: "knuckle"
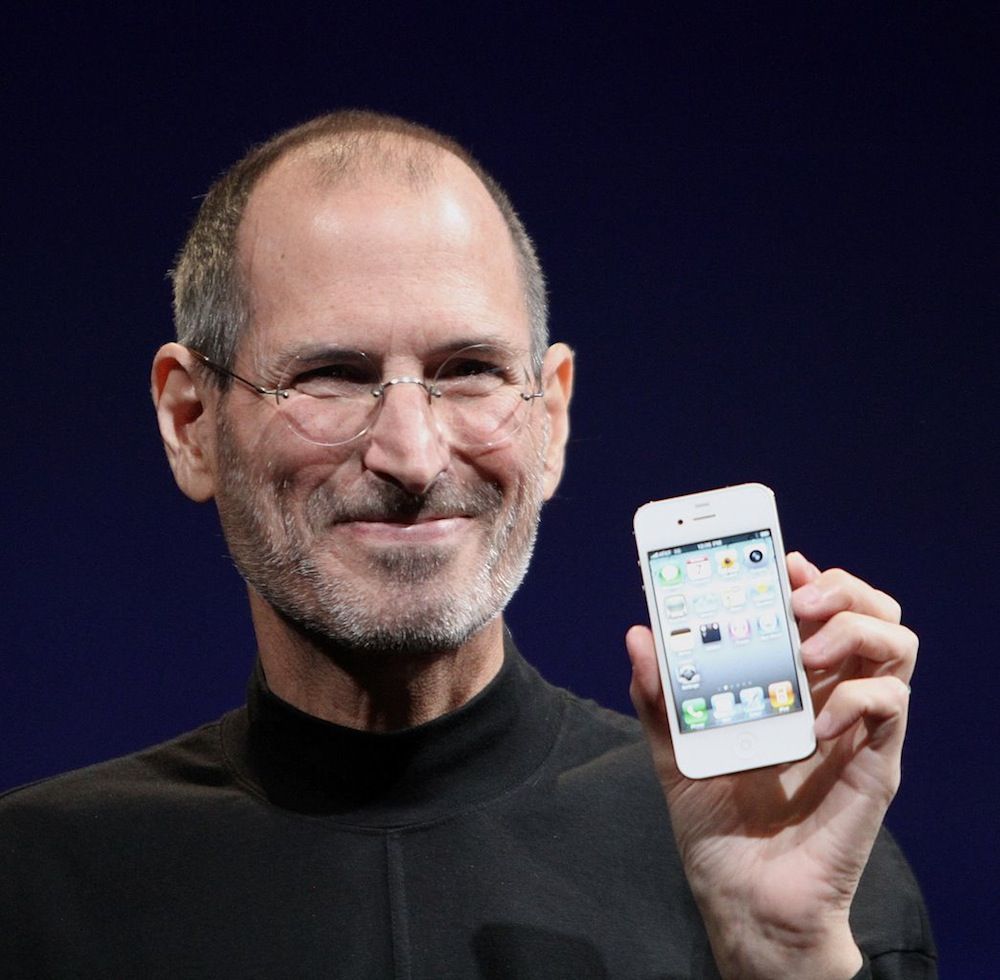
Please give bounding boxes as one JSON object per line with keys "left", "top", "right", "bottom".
{"left": 883, "top": 675, "right": 912, "bottom": 708}
{"left": 876, "top": 589, "right": 903, "bottom": 623}
{"left": 821, "top": 567, "right": 852, "bottom": 591}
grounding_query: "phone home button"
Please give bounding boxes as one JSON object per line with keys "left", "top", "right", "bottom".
{"left": 733, "top": 732, "right": 755, "bottom": 759}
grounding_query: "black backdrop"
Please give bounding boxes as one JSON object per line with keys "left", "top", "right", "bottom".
{"left": 4, "top": 5, "right": 996, "bottom": 973}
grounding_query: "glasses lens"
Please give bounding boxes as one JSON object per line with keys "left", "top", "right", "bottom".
{"left": 275, "top": 349, "right": 381, "bottom": 446}
{"left": 270, "top": 345, "right": 539, "bottom": 450}
{"left": 433, "top": 345, "right": 538, "bottom": 448}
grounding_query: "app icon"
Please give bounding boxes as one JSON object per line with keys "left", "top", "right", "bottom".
{"left": 682, "top": 697, "right": 708, "bottom": 726}
{"left": 750, "top": 579, "right": 775, "bottom": 605}
{"left": 686, "top": 555, "right": 712, "bottom": 581}
{"left": 676, "top": 661, "right": 701, "bottom": 686}
{"left": 744, "top": 542, "right": 769, "bottom": 566}
{"left": 768, "top": 681, "right": 795, "bottom": 709}
{"left": 717, "top": 549, "right": 740, "bottom": 576}
{"left": 663, "top": 594, "right": 687, "bottom": 619}
{"left": 669, "top": 628, "right": 694, "bottom": 654}
{"left": 758, "top": 611, "right": 780, "bottom": 634}
{"left": 728, "top": 618, "right": 751, "bottom": 642}
{"left": 691, "top": 592, "right": 720, "bottom": 616}
{"left": 699, "top": 622, "right": 722, "bottom": 644}
{"left": 657, "top": 563, "right": 682, "bottom": 588}
{"left": 722, "top": 586, "right": 747, "bottom": 609}
{"left": 739, "top": 686, "right": 765, "bottom": 712}
{"left": 711, "top": 692, "right": 736, "bottom": 719}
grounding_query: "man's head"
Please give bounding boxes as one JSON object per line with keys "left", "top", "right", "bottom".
{"left": 153, "top": 112, "right": 573, "bottom": 657}
{"left": 170, "top": 111, "right": 549, "bottom": 375}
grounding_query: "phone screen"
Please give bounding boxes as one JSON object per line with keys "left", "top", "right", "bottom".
{"left": 647, "top": 529, "right": 805, "bottom": 734}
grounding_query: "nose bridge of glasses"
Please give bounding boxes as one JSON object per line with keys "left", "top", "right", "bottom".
{"left": 366, "top": 375, "right": 444, "bottom": 442}
{"left": 374, "top": 375, "right": 438, "bottom": 401}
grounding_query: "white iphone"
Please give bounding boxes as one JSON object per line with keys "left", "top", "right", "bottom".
{"left": 633, "top": 483, "right": 815, "bottom": 779}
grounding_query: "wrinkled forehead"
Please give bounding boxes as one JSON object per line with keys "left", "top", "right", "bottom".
{"left": 233, "top": 145, "right": 531, "bottom": 364}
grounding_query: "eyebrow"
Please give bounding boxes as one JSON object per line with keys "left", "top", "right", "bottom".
{"left": 264, "top": 333, "right": 526, "bottom": 369}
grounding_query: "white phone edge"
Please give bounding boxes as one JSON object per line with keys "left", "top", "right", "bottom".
{"left": 633, "top": 483, "right": 816, "bottom": 779}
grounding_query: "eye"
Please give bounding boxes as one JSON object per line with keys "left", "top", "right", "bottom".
{"left": 284, "top": 353, "right": 379, "bottom": 398}
{"left": 438, "top": 356, "right": 505, "bottom": 379}
{"left": 434, "top": 346, "right": 524, "bottom": 392}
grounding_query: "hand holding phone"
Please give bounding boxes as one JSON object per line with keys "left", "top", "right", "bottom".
{"left": 628, "top": 486, "right": 918, "bottom": 976}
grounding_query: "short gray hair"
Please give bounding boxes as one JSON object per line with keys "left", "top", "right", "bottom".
{"left": 170, "top": 111, "right": 548, "bottom": 379}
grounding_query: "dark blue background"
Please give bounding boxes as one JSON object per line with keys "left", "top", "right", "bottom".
{"left": 4, "top": 5, "right": 995, "bottom": 972}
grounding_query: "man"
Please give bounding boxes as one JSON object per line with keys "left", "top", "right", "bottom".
{"left": 0, "top": 112, "right": 934, "bottom": 977}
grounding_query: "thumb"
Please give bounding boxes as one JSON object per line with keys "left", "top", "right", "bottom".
{"left": 626, "top": 625, "right": 682, "bottom": 786}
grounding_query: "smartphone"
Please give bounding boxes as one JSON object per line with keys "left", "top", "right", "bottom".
{"left": 633, "top": 483, "right": 815, "bottom": 779}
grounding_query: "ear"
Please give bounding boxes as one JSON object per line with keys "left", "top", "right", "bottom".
{"left": 539, "top": 343, "right": 574, "bottom": 499}
{"left": 151, "top": 343, "right": 218, "bottom": 502}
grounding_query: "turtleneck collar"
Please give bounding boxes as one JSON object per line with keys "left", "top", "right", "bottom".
{"left": 221, "top": 630, "right": 565, "bottom": 825}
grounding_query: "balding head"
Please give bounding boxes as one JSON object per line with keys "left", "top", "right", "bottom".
{"left": 170, "top": 111, "right": 548, "bottom": 376}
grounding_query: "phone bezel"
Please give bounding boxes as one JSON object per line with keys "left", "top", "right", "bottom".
{"left": 634, "top": 483, "right": 816, "bottom": 779}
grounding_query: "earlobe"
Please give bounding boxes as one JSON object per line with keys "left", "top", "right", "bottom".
{"left": 151, "top": 343, "right": 217, "bottom": 503}
{"left": 540, "top": 343, "right": 574, "bottom": 500}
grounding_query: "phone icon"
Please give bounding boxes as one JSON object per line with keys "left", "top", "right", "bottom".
{"left": 682, "top": 698, "right": 708, "bottom": 726}
{"left": 663, "top": 594, "right": 687, "bottom": 619}
{"left": 716, "top": 549, "right": 740, "bottom": 576}
{"left": 768, "top": 681, "right": 795, "bottom": 709}
{"left": 722, "top": 586, "right": 747, "bottom": 609}
{"left": 699, "top": 622, "right": 722, "bottom": 645}
{"left": 686, "top": 555, "right": 712, "bottom": 581}
{"left": 691, "top": 592, "right": 720, "bottom": 616}
{"left": 728, "top": 618, "right": 751, "bottom": 642}
{"left": 739, "top": 687, "right": 765, "bottom": 713}
{"left": 669, "top": 628, "right": 694, "bottom": 654}
{"left": 758, "top": 611, "right": 780, "bottom": 635}
{"left": 711, "top": 692, "right": 736, "bottom": 719}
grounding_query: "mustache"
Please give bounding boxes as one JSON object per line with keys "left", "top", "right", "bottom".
{"left": 308, "top": 478, "right": 505, "bottom": 525}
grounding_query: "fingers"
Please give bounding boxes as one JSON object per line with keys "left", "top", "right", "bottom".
{"left": 792, "top": 567, "right": 902, "bottom": 624}
{"left": 813, "top": 675, "right": 910, "bottom": 763}
{"left": 626, "top": 626, "right": 668, "bottom": 734}
{"left": 626, "top": 625, "right": 680, "bottom": 780}
{"left": 786, "top": 550, "right": 822, "bottom": 589}
{"left": 788, "top": 561, "right": 916, "bottom": 684}
{"left": 800, "top": 612, "right": 919, "bottom": 683}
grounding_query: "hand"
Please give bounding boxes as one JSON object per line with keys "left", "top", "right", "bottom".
{"left": 627, "top": 552, "right": 916, "bottom": 979}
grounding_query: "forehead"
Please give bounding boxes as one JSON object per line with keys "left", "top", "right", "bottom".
{"left": 235, "top": 147, "right": 531, "bottom": 362}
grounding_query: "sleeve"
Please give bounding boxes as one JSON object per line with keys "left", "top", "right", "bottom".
{"left": 851, "top": 828, "right": 938, "bottom": 979}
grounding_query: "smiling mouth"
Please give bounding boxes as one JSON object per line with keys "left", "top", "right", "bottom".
{"left": 341, "top": 515, "right": 473, "bottom": 541}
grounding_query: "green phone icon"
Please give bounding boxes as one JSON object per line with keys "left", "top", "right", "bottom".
{"left": 682, "top": 697, "right": 708, "bottom": 727}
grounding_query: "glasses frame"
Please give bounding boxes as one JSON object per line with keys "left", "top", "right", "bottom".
{"left": 186, "top": 344, "right": 545, "bottom": 448}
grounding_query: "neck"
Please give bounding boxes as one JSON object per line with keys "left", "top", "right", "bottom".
{"left": 247, "top": 590, "right": 506, "bottom": 731}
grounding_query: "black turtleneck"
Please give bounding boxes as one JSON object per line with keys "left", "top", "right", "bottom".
{"left": 234, "top": 633, "right": 564, "bottom": 820}
{"left": 0, "top": 636, "right": 935, "bottom": 979}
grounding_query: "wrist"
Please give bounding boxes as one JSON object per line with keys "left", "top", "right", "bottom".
{"left": 698, "top": 900, "right": 862, "bottom": 979}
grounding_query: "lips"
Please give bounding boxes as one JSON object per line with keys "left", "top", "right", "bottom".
{"left": 310, "top": 477, "right": 504, "bottom": 531}
{"left": 340, "top": 514, "right": 473, "bottom": 544}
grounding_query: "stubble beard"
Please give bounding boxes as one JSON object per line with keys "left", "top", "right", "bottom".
{"left": 213, "top": 415, "right": 546, "bottom": 657}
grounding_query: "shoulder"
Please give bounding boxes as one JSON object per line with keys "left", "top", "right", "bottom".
{"left": 0, "top": 710, "right": 239, "bottom": 827}
{"left": 540, "top": 684, "right": 668, "bottom": 823}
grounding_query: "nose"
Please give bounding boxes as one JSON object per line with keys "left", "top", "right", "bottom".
{"left": 361, "top": 380, "right": 450, "bottom": 495}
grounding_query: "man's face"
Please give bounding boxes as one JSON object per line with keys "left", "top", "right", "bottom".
{"left": 210, "top": 151, "right": 552, "bottom": 654}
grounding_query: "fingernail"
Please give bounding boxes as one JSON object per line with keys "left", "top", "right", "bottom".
{"left": 814, "top": 712, "right": 834, "bottom": 738}
{"left": 800, "top": 634, "right": 825, "bottom": 661}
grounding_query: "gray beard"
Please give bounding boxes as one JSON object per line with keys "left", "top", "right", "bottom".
{"left": 213, "top": 417, "right": 544, "bottom": 656}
